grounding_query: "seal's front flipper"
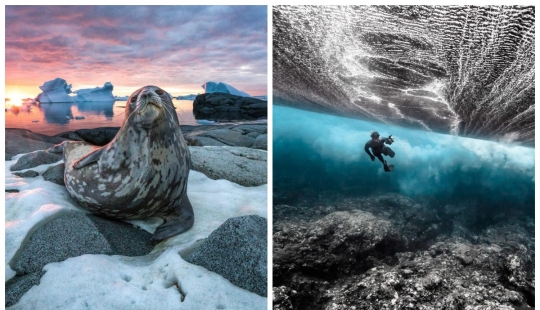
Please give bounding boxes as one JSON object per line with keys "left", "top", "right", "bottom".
{"left": 152, "top": 192, "right": 194, "bottom": 243}
{"left": 73, "top": 147, "right": 105, "bottom": 169}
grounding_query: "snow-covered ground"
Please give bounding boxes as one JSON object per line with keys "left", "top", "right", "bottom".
{"left": 5, "top": 153, "right": 267, "bottom": 309}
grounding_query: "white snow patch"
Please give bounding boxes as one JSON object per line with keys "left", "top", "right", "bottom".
{"left": 5, "top": 154, "right": 267, "bottom": 308}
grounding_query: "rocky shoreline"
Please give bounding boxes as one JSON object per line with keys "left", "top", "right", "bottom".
{"left": 273, "top": 193, "right": 534, "bottom": 309}
{"left": 6, "top": 123, "right": 267, "bottom": 159}
{"left": 5, "top": 124, "right": 268, "bottom": 308}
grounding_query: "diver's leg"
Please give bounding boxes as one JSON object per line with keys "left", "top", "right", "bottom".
{"left": 375, "top": 153, "right": 385, "bottom": 164}
{"left": 382, "top": 146, "right": 395, "bottom": 158}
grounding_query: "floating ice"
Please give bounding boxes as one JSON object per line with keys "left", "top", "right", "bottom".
{"left": 202, "top": 82, "right": 250, "bottom": 97}
{"left": 75, "top": 82, "right": 115, "bottom": 102}
{"left": 36, "top": 78, "right": 75, "bottom": 103}
{"left": 177, "top": 94, "right": 198, "bottom": 100}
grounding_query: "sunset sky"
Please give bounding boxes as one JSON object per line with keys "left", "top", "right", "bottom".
{"left": 5, "top": 5, "right": 268, "bottom": 100}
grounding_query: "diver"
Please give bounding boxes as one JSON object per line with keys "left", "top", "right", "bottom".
{"left": 365, "top": 131, "right": 395, "bottom": 172}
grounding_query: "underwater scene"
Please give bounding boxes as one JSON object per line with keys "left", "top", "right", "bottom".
{"left": 272, "top": 5, "right": 534, "bottom": 310}
{"left": 273, "top": 106, "right": 534, "bottom": 309}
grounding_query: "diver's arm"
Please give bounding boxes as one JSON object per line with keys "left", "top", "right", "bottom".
{"left": 380, "top": 137, "right": 388, "bottom": 144}
{"left": 365, "top": 142, "right": 375, "bottom": 160}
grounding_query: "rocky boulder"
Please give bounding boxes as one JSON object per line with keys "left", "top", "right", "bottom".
{"left": 9, "top": 151, "right": 62, "bottom": 171}
{"left": 189, "top": 146, "right": 267, "bottom": 187}
{"left": 6, "top": 211, "right": 154, "bottom": 307}
{"left": 193, "top": 92, "right": 267, "bottom": 121}
{"left": 184, "top": 124, "right": 267, "bottom": 150}
{"left": 184, "top": 215, "right": 267, "bottom": 297}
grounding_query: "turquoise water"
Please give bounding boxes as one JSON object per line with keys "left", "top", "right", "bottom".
{"left": 273, "top": 105, "right": 534, "bottom": 213}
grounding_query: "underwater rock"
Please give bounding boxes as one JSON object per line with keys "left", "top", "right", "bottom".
{"left": 189, "top": 146, "right": 267, "bottom": 187}
{"left": 273, "top": 193, "right": 534, "bottom": 309}
{"left": 10, "top": 151, "right": 62, "bottom": 171}
{"left": 273, "top": 286, "right": 294, "bottom": 310}
{"left": 274, "top": 210, "right": 404, "bottom": 283}
{"left": 185, "top": 215, "right": 267, "bottom": 296}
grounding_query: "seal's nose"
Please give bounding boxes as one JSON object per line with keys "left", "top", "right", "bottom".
{"left": 140, "top": 91, "right": 152, "bottom": 99}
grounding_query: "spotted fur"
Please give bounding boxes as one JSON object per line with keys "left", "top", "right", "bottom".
{"left": 63, "top": 86, "right": 191, "bottom": 226}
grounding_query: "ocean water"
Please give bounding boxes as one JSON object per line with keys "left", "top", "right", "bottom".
{"left": 5, "top": 99, "right": 199, "bottom": 135}
{"left": 273, "top": 105, "right": 534, "bottom": 215}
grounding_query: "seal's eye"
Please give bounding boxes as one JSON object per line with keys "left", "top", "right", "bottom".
{"left": 155, "top": 89, "right": 164, "bottom": 96}
{"left": 130, "top": 95, "right": 137, "bottom": 103}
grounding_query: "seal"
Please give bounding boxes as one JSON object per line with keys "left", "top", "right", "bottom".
{"left": 50, "top": 85, "right": 193, "bottom": 242}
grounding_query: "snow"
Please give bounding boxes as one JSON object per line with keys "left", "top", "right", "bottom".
{"left": 75, "top": 82, "right": 115, "bottom": 102}
{"left": 5, "top": 153, "right": 267, "bottom": 309}
{"left": 201, "top": 82, "right": 250, "bottom": 97}
{"left": 36, "top": 78, "right": 75, "bottom": 103}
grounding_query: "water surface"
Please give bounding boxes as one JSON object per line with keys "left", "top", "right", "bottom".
{"left": 5, "top": 99, "right": 198, "bottom": 135}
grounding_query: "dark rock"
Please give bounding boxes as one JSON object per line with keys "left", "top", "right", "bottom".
{"left": 273, "top": 193, "right": 534, "bottom": 309}
{"left": 274, "top": 210, "right": 403, "bottom": 285}
{"left": 193, "top": 92, "right": 267, "bottom": 121}
{"left": 184, "top": 215, "right": 267, "bottom": 296}
{"left": 5, "top": 128, "right": 67, "bottom": 160}
{"left": 252, "top": 134, "right": 268, "bottom": 150}
{"left": 7, "top": 211, "right": 154, "bottom": 306}
{"left": 5, "top": 271, "right": 46, "bottom": 307}
{"left": 73, "top": 127, "right": 120, "bottom": 146}
{"left": 13, "top": 170, "right": 39, "bottom": 178}
{"left": 189, "top": 146, "right": 267, "bottom": 187}
{"left": 12, "top": 211, "right": 154, "bottom": 275}
{"left": 273, "top": 286, "right": 294, "bottom": 310}
{"left": 5, "top": 125, "right": 268, "bottom": 162}
{"left": 42, "top": 164, "right": 65, "bottom": 185}
{"left": 10, "top": 151, "right": 62, "bottom": 171}
{"left": 184, "top": 124, "right": 267, "bottom": 148}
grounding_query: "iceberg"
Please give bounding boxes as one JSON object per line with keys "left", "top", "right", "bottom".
{"left": 177, "top": 94, "right": 198, "bottom": 100}
{"left": 75, "top": 82, "right": 115, "bottom": 102}
{"left": 114, "top": 96, "right": 129, "bottom": 101}
{"left": 35, "top": 78, "right": 75, "bottom": 103}
{"left": 202, "top": 82, "right": 250, "bottom": 97}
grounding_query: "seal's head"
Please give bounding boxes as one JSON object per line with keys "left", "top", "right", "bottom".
{"left": 125, "top": 85, "right": 177, "bottom": 130}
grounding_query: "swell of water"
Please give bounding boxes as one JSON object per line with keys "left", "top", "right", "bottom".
{"left": 273, "top": 105, "right": 534, "bottom": 214}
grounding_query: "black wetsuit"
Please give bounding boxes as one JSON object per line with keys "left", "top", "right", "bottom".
{"left": 365, "top": 137, "right": 394, "bottom": 164}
